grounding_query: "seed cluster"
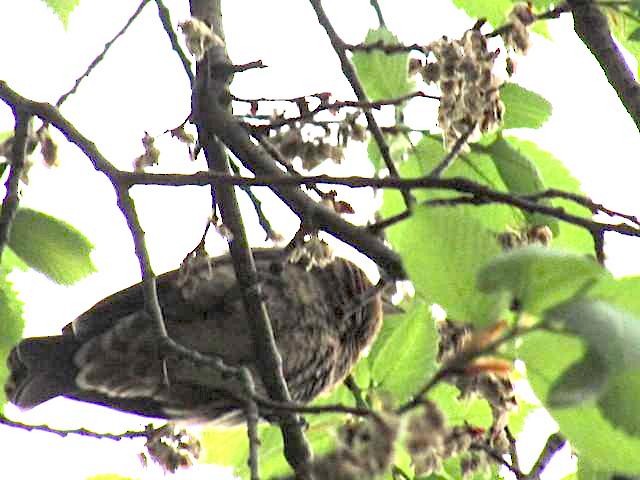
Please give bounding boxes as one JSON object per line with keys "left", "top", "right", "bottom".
{"left": 502, "top": 4, "right": 535, "bottom": 54}
{"left": 422, "top": 29, "right": 504, "bottom": 151}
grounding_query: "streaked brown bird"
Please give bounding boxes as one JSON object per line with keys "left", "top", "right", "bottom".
{"left": 5, "top": 249, "right": 382, "bottom": 424}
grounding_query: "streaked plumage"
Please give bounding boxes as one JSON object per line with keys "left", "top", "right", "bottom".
{"left": 5, "top": 249, "right": 382, "bottom": 423}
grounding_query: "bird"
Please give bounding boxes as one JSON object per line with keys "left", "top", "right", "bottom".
{"left": 5, "top": 248, "right": 383, "bottom": 424}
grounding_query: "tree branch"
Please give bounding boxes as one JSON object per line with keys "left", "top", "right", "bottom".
{"left": 308, "top": 0, "right": 414, "bottom": 211}
{"left": 56, "top": 0, "right": 151, "bottom": 107}
{"left": 567, "top": 0, "right": 640, "bottom": 133}
{"left": 0, "top": 108, "right": 30, "bottom": 262}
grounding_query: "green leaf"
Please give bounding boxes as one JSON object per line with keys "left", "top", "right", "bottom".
{"left": 485, "top": 136, "right": 559, "bottom": 234}
{"left": 548, "top": 348, "right": 609, "bottom": 408}
{"left": 369, "top": 301, "right": 438, "bottom": 402}
{"left": 41, "top": 0, "right": 80, "bottom": 28}
{"left": 477, "top": 246, "right": 606, "bottom": 315}
{"left": 429, "top": 383, "right": 493, "bottom": 428}
{"left": 385, "top": 135, "right": 521, "bottom": 233}
{"left": 544, "top": 299, "right": 640, "bottom": 372}
{"left": 201, "top": 425, "right": 248, "bottom": 468}
{"left": 500, "top": 83, "right": 552, "bottom": 130}
{"left": 383, "top": 203, "right": 508, "bottom": 326}
{"left": 588, "top": 276, "right": 640, "bottom": 317}
{"left": 520, "top": 330, "right": 640, "bottom": 475}
{"left": 452, "top": 0, "right": 512, "bottom": 28}
{"left": 0, "top": 268, "right": 24, "bottom": 408}
{"left": 8, "top": 208, "right": 96, "bottom": 285}
{"left": 501, "top": 138, "right": 594, "bottom": 253}
{"left": 597, "top": 370, "right": 640, "bottom": 436}
{"left": 351, "top": 28, "right": 414, "bottom": 101}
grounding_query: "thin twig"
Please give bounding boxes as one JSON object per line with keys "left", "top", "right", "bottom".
{"left": 0, "top": 413, "right": 147, "bottom": 440}
{"left": 369, "top": 0, "right": 387, "bottom": 28}
{"left": 229, "top": 160, "right": 280, "bottom": 241}
{"left": 190, "top": 0, "right": 314, "bottom": 477}
{"left": 397, "top": 325, "right": 538, "bottom": 415}
{"left": 308, "top": 0, "right": 414, "bottom": 212}
{"left": 56, "top": 0, "right": 151, "bottom": 107}
{"left": 153, "top": 0, "right": 194, "bottom": 85}
{"left": 525, "top": 432, "right": 567, "bottom": 479}
{"left": 566, "top": 0, "right": 640, "bottom": 133}
{"left": 0, "top": 108, "right": 30, "bottom": 262}
{"left": 427, "top": 124, "right": 475, "bottom": 177}
{"left": 240, "top": 368, "right": 261, "bottom": 480}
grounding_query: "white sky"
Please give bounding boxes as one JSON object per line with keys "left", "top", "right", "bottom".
{"left": 1, "top": 0, "right": 639, "bottom": 478}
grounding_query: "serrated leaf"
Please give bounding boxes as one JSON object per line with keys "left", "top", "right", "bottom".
{"left": 351, "top": 28, "right": 414, "bottom": 101}
{"left": 501, "top": 138, "right": 593, "bottom": 253}
{"left": 384, "top": 204, "right": 508, "bottom": 326}
{"left": 369, "top": 302, "right": 438, "bottom": 402}
{"left": 477, "top": 246, "right": 605, "bottom": 315}
{"left": 485, "top": 136, "right": 559, "bottom": 234}
{"left": 544, "top": 299, "right": 640, "bottom": 372}
{"left": 548, "top": 348, "right": 609, "bottom": 407}
{"left": 500, "top": 83, "right": 552, "bottom": 130}
{"left": 0, "top": 268, "right": 25, "bottom": 408}
{"left": 8, "top": 208, "right": 96, "bottom": 285}
{"left": 41, "top": 0, "right": 80, "bottom": 27}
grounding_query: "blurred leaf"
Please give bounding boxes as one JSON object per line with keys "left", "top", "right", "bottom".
{"left": 383, "top": 203, "right": 508, "bottom": 326}
{"left": 597, "top": 370, "right": 640, "bottom": 436}
{"left": 588, "top": 276, "right": 640, "bottom": 317}
{"left": 520, "top": 330, "right": 640, "bottom": 475}
{"left": 0, "top": 268, "right": 25, "bottom": 408}
{"left": 484, "top": 136, "right": 559, "bottom": 234}
{"left": 369, "top": 301, "right": 438, "bottom": 403}
{"left": 429, "top": 383, "right": 493, "bottom": 428}
{"left": 500, "top": 83, "right": 552, "bottom": 130}
{"left": 501, "top": 138, "right": 594, "bottom": 253}
{"left": 544, "top": 298, "right": 640, "bottom": 372}
{"left": 352, "top": 28, "right": 414, "bottom": 101}
{"left": 477, "top": 246, "right": 606, "bottom": 315}
{"left": 41, "top": 0, "right": 80, "bottom": 27}
{"left": 201, "top": 425, "right": 248, "bottom": 468}
{"left": 8, "top": 208, "right": 96, "bottom": 285}
{"left": 548, "top": 348, "right": 609, "bottom": 407}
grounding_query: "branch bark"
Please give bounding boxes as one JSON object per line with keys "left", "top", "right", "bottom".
{"left": 568, "top": 0, "right": 640, "bottom": 133}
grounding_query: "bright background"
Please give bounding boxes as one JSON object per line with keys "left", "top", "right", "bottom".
{"left": 1, "top": 0, "right": 639, "bottom": 478}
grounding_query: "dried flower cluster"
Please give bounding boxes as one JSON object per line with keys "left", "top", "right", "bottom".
{"left": 498, "top": 225, "right": 553, "bottom": 250}
{"left": 270, "top": 126, "right": 344, "bottom": 170}
{"left": 288, "top": 236, "right": 335, "bottom": 270}
{"left": 406, "top": 401, "right": 490, "bottom": 477}
{"left": 178, "top": 17, "right": 224, "bottom": 61}
{"left": 421, "top": 29, "right": 504, "bottom": 151}
{"left": 141, "top": 424, "right": 201, "bottom": 473}
{"left": 133, "top": 132, "right": 160, "bottom": 171}
{"left": 434, "top": 320, "right": 518, "bottom": 472}
{"left": 278, "top": 416, "right": 399, "bottom": 480}
{"left": 0, "top": 126, "right": 59, "bottom": 183}
{"left": 502, "top": 3, "right": 535, "bottom": 54}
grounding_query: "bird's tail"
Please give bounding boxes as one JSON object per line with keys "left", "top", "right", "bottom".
{"left": 5, "top": 335, "right": 79, "bottom": 409}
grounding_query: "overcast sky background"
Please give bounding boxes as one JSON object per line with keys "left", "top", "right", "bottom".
{"left": 1, "top": 0, "right": 639, "bottom": 478}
